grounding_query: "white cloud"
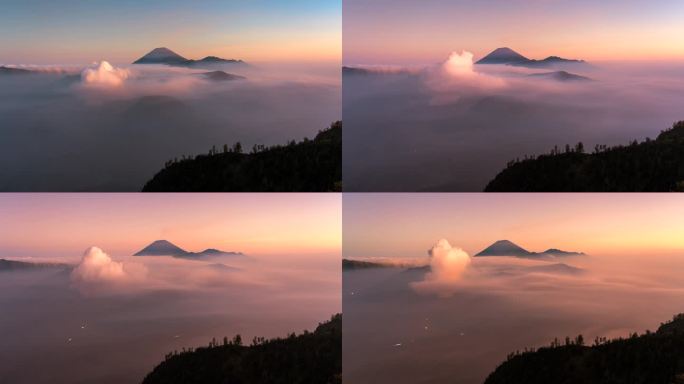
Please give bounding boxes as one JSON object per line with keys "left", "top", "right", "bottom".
{"left": 427, "top": 239, "right": 471, "bottom": 280}
{"left": 70, "top": 247, "right": 147, "bottom": 291}
{"left": 81, "top": 61, "right": 130, "bottom": 87}
{"left": 411, "top": 239, "right": 471, "bottom": 297}
{"left": 424, "top": 51, "right": 506, "bottom": 104}
{"left": 443, "top": 51, "right": 475, "bottom": 77}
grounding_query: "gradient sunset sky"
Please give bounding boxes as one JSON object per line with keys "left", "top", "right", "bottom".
{"left": 344, "top": 0, "right": 684, "bottom": 65}
{"left": 0, "top": 0, "right": 340, "bottom": 65}
{"left": 0, "top": 194, "right": 340, "bottom": 259}
{"left": 344, "top": 194, "right": 684, "bottom": 259}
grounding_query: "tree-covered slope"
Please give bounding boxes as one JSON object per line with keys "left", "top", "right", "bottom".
{"left": 485, "top": 121, "right": 684, "bottom": 192}
{"left": 142, "top": 314, "right": 341, "bottom": 384}
{"left": 484, "top": 314, "right": 684, "bottom": 384}
{"left": 142, "top": 121, "right": 341, "bottom": 192}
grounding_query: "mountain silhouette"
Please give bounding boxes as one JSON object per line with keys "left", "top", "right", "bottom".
{"left": 133, "top": 47, "right": 188, "bottom": 65}
{"left": 133, "top": 47, "right": 245, "bottom": 68}
{"left": 528, "top": 70, "right": 592, "bottom": 82}
{"left": 201, "top": 70, "right": 246, "bottom": 82}
{"left": 485, "top": 121, "right": 684, "bottom": 192}
{"left": 0, "top": 66, "right": 35, "bottom": 75}
{"left": 142, "top": 314, "right": 341, "bottom": 384}
{"left": 134, "top": 240, "right": 242, "bottom": 258}
{"left": 519, "top": 56, "right": 586, "bottom": 68}
{"left": 141, "top": 121, "right": 341, "bottom": 192}
{"left": 476, "top": 47, "right": 585, "bottom": 68}
{"left": 134, "top": 240, "right": 188, "bottom": 257}
{"left": 475, "top": 240, "right": 584, "bottom": 258}
{"left": 541, "top": 248, "right": 584, "bottom": 257}
{"left": 476, "top": 240, "right": 532, "bottom": 257}
{"left": 0, "top": 258, "right": 70, "bottom": 271}
{"left": 485, "top": 313, "right": 684, "bottom": 384}
{"left": 476, "top": 47, "right": 529, "bottom": 64}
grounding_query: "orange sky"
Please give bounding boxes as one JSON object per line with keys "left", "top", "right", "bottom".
{"left": 343, "top": 0, "right": 684, "bottom": 64}
{"left": 0, "top": 194, "right": 341, "bottom": 259}
{"left": 344, "top": 194, "right": 684, "bottom": 259}
{"left": 0, "top": 1, "right": 341, "bottom": 65}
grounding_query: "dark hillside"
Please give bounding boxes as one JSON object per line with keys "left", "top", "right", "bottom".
{"left": 485, "top": 313, "right": 684, "bottom": 384}
{"left": 142, "top": 314, "right": 341, "bottom": 384}
{"left": 485, "top": 121, "right": 684, "bottom": 192}
{"left": 142, "top": 122, "right": 341, "bottom": 192}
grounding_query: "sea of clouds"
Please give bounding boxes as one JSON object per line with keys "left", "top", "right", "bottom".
{"left": 0, "top": 60, "right": 340, "bottom": 191}
{"left": 343, "top": 52, "right": 684, "bottom": 191}
{"left": 0, "top": 246, "right": 340, "bottom": 383}
{"left": 344, "top": 238, "right": 684, "bottom": 384}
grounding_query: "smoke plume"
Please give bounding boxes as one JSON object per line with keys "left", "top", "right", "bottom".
{"left": 81, "top": 61, "right": 130, "bottom": 87}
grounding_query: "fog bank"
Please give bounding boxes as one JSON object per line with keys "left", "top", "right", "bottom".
{"left": 0, "top": 62, "right": 340, "bottom": 191}
{"left": 344, "top": 245, "right": 684, "bottom": 383}
{"left": 343, "top": 56, "right": 684, "bottom": 191}
{"left": 0, "top": 248, "right": 340, "bottom": 383}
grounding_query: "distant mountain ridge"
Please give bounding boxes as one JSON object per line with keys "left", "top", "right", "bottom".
{"left": 475, "top": 240, "right": 584, "bottom": 258}
{"left": 133, "top": 47, "right": 245, "bottom": 68}
{"left": 476, "top": 47, "right": 529, "bottom": 64}
{"left": 0, "top": 258, "right": 70, "bottom": 271}
{"left": 476, "top": 47, "right": 585, "bottom": 68}
{"left": 0, "top": 66, "right": 35, "bottom": 75}
{"left": 528, "top": 70, "right": 592, "bottom": 82}
{"left": 341, "top": 66, "right": 415, "bottom": 76}
{"left": 201, "top": 70, "right": 246, "bottom": 82}
{"left": 134, "top": 240, "right": 242, "bottom": 259}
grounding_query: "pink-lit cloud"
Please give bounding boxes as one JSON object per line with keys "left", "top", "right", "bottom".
{"left": 411, "top": 239, "right": 472, "bottom": 297}
{"left": 80, "top": 61, "right": 130, "bottom": 87}
{"left": 70, "top": 246, "right": 148, "bottom": 293}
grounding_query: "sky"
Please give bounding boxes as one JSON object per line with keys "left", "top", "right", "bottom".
{"left": 343, "top": 0, "right": 684, "bottom": 65}
{"left": 0, "top": 0, "right": 341, "bottom": 65}
{"left": 0, "top": 193, "right": 341, "bottom": 258}
{"left": 343, "top": 193, "right": 684, "bottom": 258}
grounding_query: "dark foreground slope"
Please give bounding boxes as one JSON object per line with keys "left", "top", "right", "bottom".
{"left": 143, "top": 314, "right": 341, "bottom": 384}
{"left": 485, "top": 121, "right": 684, "bottom": 192}
{"left": 485, "top": 314, "right": 684, "bottom": 384}
{"left": 142, "top": 122, "right": 341, "bottom": 192}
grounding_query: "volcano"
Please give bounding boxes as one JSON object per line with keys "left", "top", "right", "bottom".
{"left": 134, "top": 240, "right": 242, "bottom": 258}
{"left": 476, "top": 47, "right": 585, "bottom": 68}
{"left": 475, "top": 240, "right": 532, "bottom": 257}
{"left": 134, "top": 240, "right": 189, "bottom": 257}
{"left": 133, "top": 47, "right": 188, "bottom": 65}
{"left": 475, "top": 47, "right": 529, "bottom": 65}
{"left": 133, "top": 48, "right": 245, "bottom": 68}
{"left": 475, "top": 240, "right": 584, "bottom": 258}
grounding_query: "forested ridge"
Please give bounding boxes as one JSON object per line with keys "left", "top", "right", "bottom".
{"left": 142, "top": 314, "right": 341, "bottom": 384}
{"left": 484, "top": 313, "right": 684, "bottom": 384}
{"left": 485, "top": 121, "right": 684, "bottom": 192}
{"left": 142, "top": 121, "right": 341, "bottom": 192}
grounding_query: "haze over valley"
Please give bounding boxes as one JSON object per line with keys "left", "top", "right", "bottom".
{"left": 343, "top": 194, "right": 684, "bottom": 384}
{"left": 0, "top": 1, "right": 341, "bottom": 191}
{"left": 343, "top": 0, "right": 684, "bottom": 191}
{"left": 343, "top": 48, "right": 684, "bottom": 191}
{"left": 0, "top": 194, "right": 341, "bottom": 384}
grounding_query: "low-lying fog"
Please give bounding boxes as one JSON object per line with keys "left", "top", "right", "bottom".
{"left": 343, "top": 240, "right": 684, "bottom": 384}
{"left": 343, "top": 53, "right": 684, "bottom": 191}
{"left": 0, "top": 248, "right": 340, "bottom": 384}
{"left": 0, "top": 61, "right": 340, "bottom": 191}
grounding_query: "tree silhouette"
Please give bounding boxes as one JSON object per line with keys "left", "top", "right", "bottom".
{"left": 142, "top": 121, "right": 342, "bottom": 192}
{"left": 486, "top": 121, "right": 684, "bottom": 192}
